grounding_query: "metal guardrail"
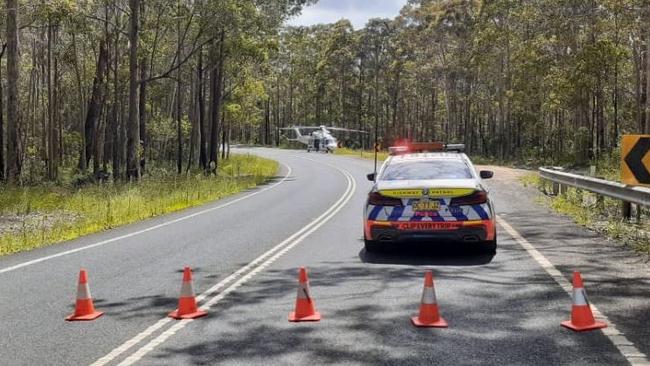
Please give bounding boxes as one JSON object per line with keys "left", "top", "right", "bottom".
{"left": 538, "top": 168, "right": 650, "bottom": 218}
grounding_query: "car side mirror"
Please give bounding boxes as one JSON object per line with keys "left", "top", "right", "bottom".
{"left": 480, "top": 170, "right": 494, "bottom": 179}
{"left": 367, "top": 173, "right": 376, "bottom": 181}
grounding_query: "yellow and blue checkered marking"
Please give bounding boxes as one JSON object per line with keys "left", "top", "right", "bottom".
{"left": 366, "top": 198, "right": 490, "bottom": 222}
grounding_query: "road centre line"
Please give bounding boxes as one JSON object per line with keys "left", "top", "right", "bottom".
{"left": 497, "top": 216, "right": 650, "bottom": 366}
{"left": 0, "top": 163, "right": 292, "bottom": 275}
{"left": 118, "top": 170, "right": 355, "bottom": 366}
{"left": 92, "top": 158, "right": 356, "bottom": 366}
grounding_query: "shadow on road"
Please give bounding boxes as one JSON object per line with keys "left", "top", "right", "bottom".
{"left": 358, "top": 241, "right": 495, "bottom": 266}
{"left": 145, "top": 262, "right": 627, "bottom": 366}
{"left": 92, "top": 294, "right": 178, "bottom": 321}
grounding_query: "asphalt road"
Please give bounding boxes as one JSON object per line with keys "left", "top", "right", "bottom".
{"left": 0, "top": 148, "right": 648, "bottom": 366}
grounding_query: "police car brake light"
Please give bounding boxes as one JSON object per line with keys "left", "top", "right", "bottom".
{"left": 450, "top": 191, "right": 487, "bottom": 206}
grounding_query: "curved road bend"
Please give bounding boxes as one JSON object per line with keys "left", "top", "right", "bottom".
{"left": 0, "top": 147, "right": 648, "bottom": 366}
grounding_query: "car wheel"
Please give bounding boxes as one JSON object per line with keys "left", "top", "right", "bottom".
{"left": 481, "top": 239, "right": 497, "bottom": 255}
{"left": 364, "top": 238, "right": 382, "bottom": 253}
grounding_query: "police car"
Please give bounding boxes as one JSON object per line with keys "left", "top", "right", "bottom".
{"left": 363, "top": 142, "right": 496, "bottom": 253}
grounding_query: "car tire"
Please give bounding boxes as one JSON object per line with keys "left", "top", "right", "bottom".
{"left": 364, "top": 238, "right": 382, "bottom": 253}
{"left": 481, "top": 239, "right": 497, "bottom": 255}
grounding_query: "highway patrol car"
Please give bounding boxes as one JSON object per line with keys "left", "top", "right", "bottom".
{"left": 363, "top": 142, "right": 496, "bottom": 253}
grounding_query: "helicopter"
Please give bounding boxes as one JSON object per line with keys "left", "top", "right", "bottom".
{"left": 279, "top": 125, "right": 367, "bottom": 153}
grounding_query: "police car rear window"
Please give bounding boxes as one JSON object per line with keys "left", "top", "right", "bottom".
{"left": 381, "top": 160, "right": 472, "bottom": 180}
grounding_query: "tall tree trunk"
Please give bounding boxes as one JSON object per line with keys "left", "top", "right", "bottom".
{"left": 55, "top": 43, "right": 63, "bottom": 171}
{"left": 72, "top": 33, "right": 87, "bottom": 172}
{"left": 614, "top": 53, "right": 619, "bottom": 144}
{"left": 112, "top": 12, "right": 122, "bottom": 180}
{"left": 357, "top": 58, "right": 364, "bottom": 148}
{"left": 176, "top": 70, "right": 183, "bottom": 174}
{"left": 6, "top": 0, "right": 20, "bottom": 183}
{"left": 0, "top": 45, "right": 5, "bottom": 181}
{"left": 275, "top": 74, "right": 281, "bottom": 131}
{"left": 646, "top": 26, "right": 650, "bottom": 133}
{"left": 221, "top": 106, "right": 226, "bottom": 160}
{"left": 431, "top": 87, "right": 437, "bottom": 141}
{"left": 264, "top": 97, "right": 270, "bottom": 145}
{"left": 94, "top": 102, "right": 106, "bottom": 176}
{"left": 288, "top": 73, "right": 293, "bottom": 126}
{"left": 176, "top": 12, "right": 183, "bottom": 174}
{"left": 633, "top": 42, "right": 643, "bottom": 132}
{"left": 197, "top": 47, "right": 207, "bottom": 169}
{"left": 40, "top": 52, "right": 46, "bottom": 163}
{"left": 139, "top": 62, "right": 147, "bottom": 173}
{"left": 83, "top": 41, "right": 109, "bottom": 172}
{"left": 227, "top": 121, "right": 231, "bottom": 159}
{"left": 138, "top": 1, "right": 147, "bottom": 173}
{"left": 126, "top": 0, "right": 141, "bottom": 180}
{"left": 47, "top": 21, "right": 56, "bottom": 180}
{"left": 187, "top": 65, "right": 197, "bottom": 171}
{"left": 208, "top": 31, "right": 225, "bottom": 173}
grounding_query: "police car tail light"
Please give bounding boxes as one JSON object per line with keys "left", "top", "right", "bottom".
{"left": 450, "top": 191, "right": 487, "bottom": 206}
{"left": 368, "top": 192, "right": 403, "bottom": 206}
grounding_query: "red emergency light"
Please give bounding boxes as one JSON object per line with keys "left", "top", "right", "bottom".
{"left": 388, "top": 141, "right": 451, "bottom": 155}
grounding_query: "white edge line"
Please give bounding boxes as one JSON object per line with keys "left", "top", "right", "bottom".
{"left": 0, "top": 163, "right": 292, "bottom": 275}
{"left": 92, "top": 157, "right": 356, "bottom": 366}
{"left": 117, "top": 170, "right": 355, "bottom": 366}
{"left": 497, "top": 216, "right": 650, "bottom": 366}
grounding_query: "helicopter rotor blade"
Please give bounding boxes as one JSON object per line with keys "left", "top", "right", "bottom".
{"left": 326, "top": 127, "right": 369, "bottom": 134}
{"left": 281, "top": 125, "right": 321, "bottom": 130}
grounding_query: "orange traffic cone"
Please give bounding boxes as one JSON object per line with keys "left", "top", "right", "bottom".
{"left": 561, "top": 271, "right": 607, "bottom": 332}
{"left": 411, "top": 270, "right": 447, "bottom": 328}
{"left": 66, "top": 269, "right": 104, "bottom": 321}
{"left": 169, "top": 267, "right": 207, "bottom": 320}
{"left": 288, "top": 267, "right": 321, "bottom": 322}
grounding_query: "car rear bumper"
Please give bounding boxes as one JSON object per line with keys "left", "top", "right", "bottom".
{"left": 365, "top": 219, "right": 495, "bottom": 243}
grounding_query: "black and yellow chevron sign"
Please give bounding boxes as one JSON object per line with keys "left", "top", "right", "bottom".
{"left": 621, "top": 135, "right": 650, "bottom": 186}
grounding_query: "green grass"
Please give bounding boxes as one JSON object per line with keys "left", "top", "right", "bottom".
{"left": 0, "top": 154, "right": 278, "bottom": 256}
{"left": 523, "top": 173, "right": 650, "bottom": 257}
{"left": 519, "top": 172, "right": 543, "bottom": 188}
{"left": 593, "top": 149, "right": 621, "bottom": 181}
{"left": 334, "top": 147, "right": 389, "bottom": 162}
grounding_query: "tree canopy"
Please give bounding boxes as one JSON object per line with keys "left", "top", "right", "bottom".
{"left": 266, "top": 0, "right": 650, "bottom": 165}
{"left": 0, "top": 0, "right": 648, "bottom": 184}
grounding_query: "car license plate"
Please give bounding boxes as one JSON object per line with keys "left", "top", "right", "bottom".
{"left": 413, "top": 200, "right": 439, "bottom": 212}
{"left": 398, "top": 222, "right": 459, "bottom": 230}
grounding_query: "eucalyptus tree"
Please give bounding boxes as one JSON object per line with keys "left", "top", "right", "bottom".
{"left": 268, "top": 0, "right": 647, "bottom": 164}
{"left": 5, "top": 0, "right": 19, "bottom": 183}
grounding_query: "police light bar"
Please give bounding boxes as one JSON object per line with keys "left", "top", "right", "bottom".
{"left": 388, "top": 142, "right": 466, "bottom": 155}
{"left": 410, "top": 142, "right": 445, "bottom": 152}
{"left": 445, "top": 144, "right": 466, "bottom": 152}
{"left": 388, "top": 146, "right": 409, "bottom": 155}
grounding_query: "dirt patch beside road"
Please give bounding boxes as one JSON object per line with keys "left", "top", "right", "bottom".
{"left": 0, "top": 211, "right": 82, "bottom": 236}
{"left": 477, "top": 165, "right": 530, "bottom": 181}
